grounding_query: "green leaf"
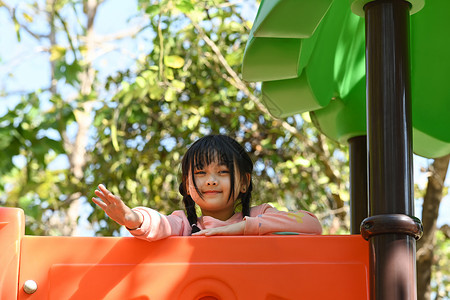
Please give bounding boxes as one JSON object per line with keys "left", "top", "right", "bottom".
{"left": 148, "top": 85, "right": 164, "bottom": 100}
{"left": 50, "top": 45, "right": 66, "bottom": 61}
{"left": 164, "top": 67, "right": 174, "bottom": 80}
{"left": 14, "top": 17, "right": 21, "bottom": 41}
{"left": 164, "top": 55, "right": 185, "bottom": 69}
{"left": 122, "top": 93, "right": 133, "bottom": 107}
{"left": 219, "top": 106, "right": 231, "bottom": 114}
{"left": 164, "top": 87, "right": 176, "bottom": 102}
{"left": 56, "top": 61, "right": 82, "bottom": 85}
{"left": 175, "top": 0, "right": 194, "bottom": 13}
{"left": 145, "top": 4, "right": 160, "bottom": 15}
{"left": 41, "top": 137, "right": 65, "bottom": 154}
{"left": 111, "top": 122, "right": 120, "bottom": 152}
{"left": 294, "top": 157, "right": 310, "bottom": 167}
{"left": 225, "top": 50, "right": 242, "bottom": 67}
{"left": 0, "top": 130, "right": 13, "bottom": 150}
{"left": 135, "top": 76, "right": 147, "bottom": 88}
{"left": 172, "top": 79, "right": 185, "bottom": 90}
{"left": 22, "top": 12, "right": 33, "bottom": 22}
{"left": 186, "top": 115, "right": 200, "bottom": 130}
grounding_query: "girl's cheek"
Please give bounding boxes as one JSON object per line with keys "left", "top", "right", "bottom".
{"left": 187, "top": 181, "right": 202, "bottom": 200}
{"left": 188, "top": 184, "right": 196, "bottom": 197}
{"left": 187, "top": 176, "right": 197, "bottom": 192}
{"left": 189, "top": 175, "right": 202, "bottom": 187}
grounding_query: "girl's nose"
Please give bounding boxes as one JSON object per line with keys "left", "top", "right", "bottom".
{"left": 206, "top": 175, "right": 218, "bottom": 185}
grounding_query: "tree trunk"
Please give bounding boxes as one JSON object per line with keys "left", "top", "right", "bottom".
{"left": 64, "top": 0, "right": 98, "bottom": 236}
{"left": 417, "top": 154, "right": 450, "bottom": 300}
{"left": 46, "top": 0, "right": 98, "bottom": 236}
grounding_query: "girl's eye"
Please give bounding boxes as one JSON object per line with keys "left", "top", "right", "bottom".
{"left": 219, "top": 170, "right": 230, "bottom": 174}
{"left": 194, "top": 170, "right": 205, "bottom": 175}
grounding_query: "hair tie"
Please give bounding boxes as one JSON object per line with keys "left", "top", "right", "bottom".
{"left": 191, "top": 224, "right": 201, "bottom": 233}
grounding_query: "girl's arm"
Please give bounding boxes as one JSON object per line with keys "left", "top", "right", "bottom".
{"left": 92, "top": 184, "right": 143, "bottom": 230}
{"left": 193, "top": 204, "right": 322, "bottom": 236}
{"left": 128, "top": 207, "right": 192, "bottom": 241}
{"left": 243, "top": 204, "right": 322, "bottom": 235}
{"left": 92, "top": 184, "right": 192, "bottom": 241}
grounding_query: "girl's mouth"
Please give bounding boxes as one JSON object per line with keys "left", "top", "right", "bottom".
{"left": 203, "top": 190, "right": 221, "bottom": 194}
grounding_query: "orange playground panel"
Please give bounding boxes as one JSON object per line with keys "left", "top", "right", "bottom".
{"left": 1, "top": 207, "right": 369, "bottom": 300}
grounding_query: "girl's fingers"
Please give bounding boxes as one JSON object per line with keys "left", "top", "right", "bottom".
{"left": 93, "top": 184, "right": 125, "bottom": 214}
{"left": 192, "top": 222, "right": 245, "bottom": 236}
{"left": 192, "top": 229, "right": 214, "bottom": 236}
{"left": 98, "top": 184, "right": 110, "bottom": 195}
{"left": 92, "top": 197, "right": 107, "bottom": 209}
{"left": 97, "top": 184, "right": 119, "bottom": 205}
{"left": 94, "top": 189, "right": 110, "bottom": 204}
{"left": 107, "top": 193, "right": 123, "bottom": 205}
{"left": 204, "top": 229, "right": 220, "bottom": 236}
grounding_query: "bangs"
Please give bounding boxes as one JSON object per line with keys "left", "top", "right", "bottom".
{"left": 187, "top": 135, "right": 239, "bottom": 171}
{"left": 192, "top": 148, "right": 231, "bottom": 170}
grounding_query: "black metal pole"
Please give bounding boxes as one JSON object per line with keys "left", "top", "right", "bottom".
{"left": 361, "top": 1, "right": 423, "bottom": 299}
{"left": 349, "top": 135, "right": 368, "bottom": 234}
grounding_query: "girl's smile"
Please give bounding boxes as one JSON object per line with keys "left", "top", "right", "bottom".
{"left": 203, "top": 190, "right": 222, "bottom": 195}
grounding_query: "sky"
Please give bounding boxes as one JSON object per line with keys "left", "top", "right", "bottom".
{"left": 0, "top": 0, "right": 449, "bottom": 235}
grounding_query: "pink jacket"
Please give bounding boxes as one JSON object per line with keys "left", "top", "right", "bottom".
{"left": 129, "top": 204, "right": 322, "bottom": 242}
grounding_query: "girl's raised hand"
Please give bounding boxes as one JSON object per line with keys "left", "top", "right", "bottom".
{"left": 92, "top": 184, "right": 143, "bottom": 230}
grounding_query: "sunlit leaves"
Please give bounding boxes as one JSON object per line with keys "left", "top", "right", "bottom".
{"left": 2, "top": 0, "right": 350, "bottom": 238}
{"left": 22, "top": 12, "right": 33, "bottom": 22}
{"left": 164, "top": 55, "right": 185, "bottom": 69}
{"left": 145, "top": 4, "right": 160, "bottom": 16}
{"left": 89, "top": 0, "right": 350, "bottom": 233}
{"left": 432, "top": 229, "right": 450, "bottom": 298}
{"left": 175, "top": 0, "right": 195, "bottom": 13}
{"left": 172, "top": 79, "right": 185, "bottom": 91}
{"left": 50, "top": 45, "right": 66, "bottom": 61}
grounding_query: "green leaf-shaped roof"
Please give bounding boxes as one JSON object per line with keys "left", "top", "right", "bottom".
{"left": 242, "top": 0, "right": 450, "bottom": 158}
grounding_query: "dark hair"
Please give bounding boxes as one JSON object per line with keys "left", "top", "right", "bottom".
{"left": 178, "top": 135, "right": 253, "bottom": 234}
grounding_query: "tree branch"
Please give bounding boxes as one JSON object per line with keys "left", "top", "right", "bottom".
{"left": 188, "top": 15, "right": 343, "bottom": 190}
{"left": 54, "top": 10, "right": 78, "bottom": 62}
{"left": 1, "top": 2, "right": 49, "bottom": 40}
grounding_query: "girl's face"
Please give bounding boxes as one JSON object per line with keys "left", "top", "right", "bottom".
{"left": 187, "top": 161, "right": 245, "bottom": 220}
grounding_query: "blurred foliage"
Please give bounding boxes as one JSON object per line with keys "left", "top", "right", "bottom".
{"left": 431, "top": 229, "right": 449, "bottom": 299}
{"left": 0, "top": 93, "right": 71, "bottom": 235}
{"left": 0, "top": 0, "right": 349, "bottom": 236}
{"left": 87, "top": 0, "right": 350, "bottom": 234}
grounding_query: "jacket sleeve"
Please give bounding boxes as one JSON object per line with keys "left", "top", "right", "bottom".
{"left": 243, "top": 204, "right": 322, "bottom": 235}
{"left": 127, "top": 207, "right": 192, "bottom": 241}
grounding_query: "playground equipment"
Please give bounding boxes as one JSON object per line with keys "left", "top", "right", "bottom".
{"left": 242, "top": 0, "right": 450, "bottom": 299}
{"left": 1, "top": 207, "right": 368, "bottom": 299}
{"left": 242, "top": 0, "right": 449, "bottom": 158}
{"left": 1, "top": 0, "right": 448, "bottom": 299}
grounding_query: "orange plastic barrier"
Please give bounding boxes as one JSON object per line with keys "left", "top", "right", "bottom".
{"left": 0, "top": 207, "right": 24, "bottom": 300}
{"left": 1, "top": 207, "right": 369, "bottom": 300}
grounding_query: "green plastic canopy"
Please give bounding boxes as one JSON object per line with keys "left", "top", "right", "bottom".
{"left": 242, "top": 0, "right": 450, "bottom": 159}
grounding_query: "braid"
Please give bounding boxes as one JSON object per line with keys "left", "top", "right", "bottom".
{"left": 241, "top": 181, "right": 253, "bottom": 217}
{"left": 179, "top": 184, "right": 200, "bottom": 234}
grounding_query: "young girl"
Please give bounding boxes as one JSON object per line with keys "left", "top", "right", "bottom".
{"left": 92, "top": 135, "right": 322, "bottom": 241}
